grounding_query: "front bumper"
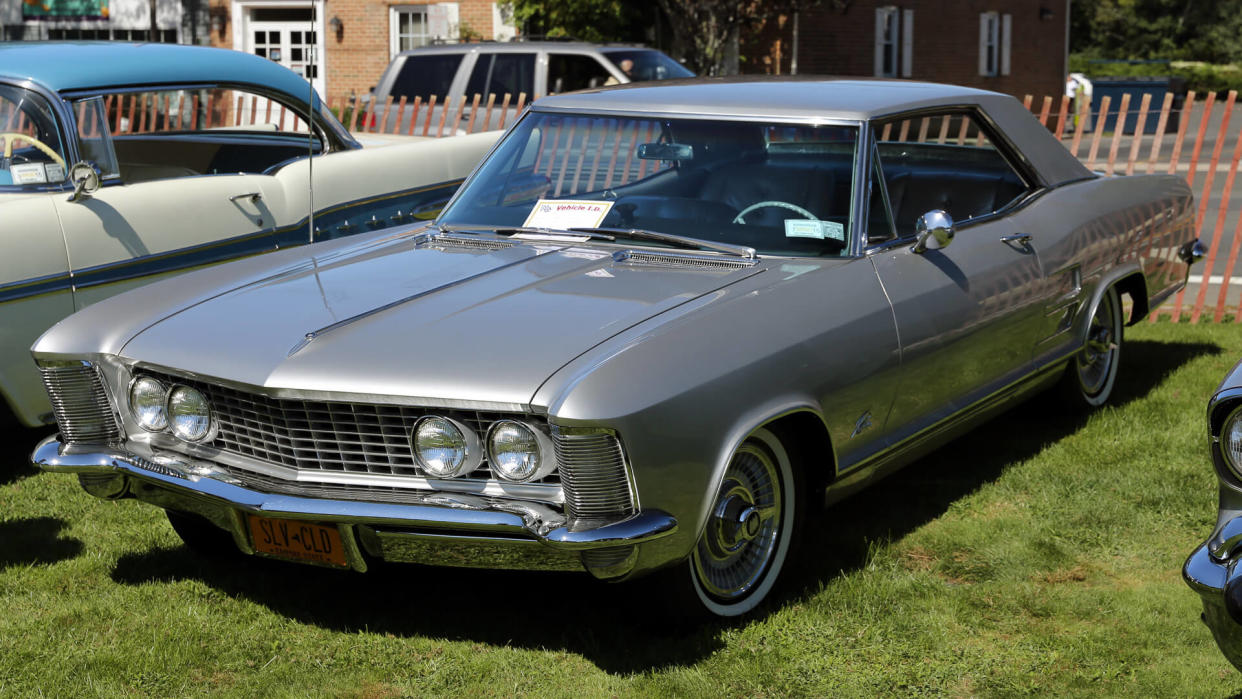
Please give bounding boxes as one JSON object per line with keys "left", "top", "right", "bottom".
{"left": 33, "top": 435, "right": 677, "bottom": 580}
{"left": 1184, "top": 516, "right": 1242, "bottom": 671}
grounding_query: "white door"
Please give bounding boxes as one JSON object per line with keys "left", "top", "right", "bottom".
{"left": 240, "top": 5, "right": 324, "bottom": 96}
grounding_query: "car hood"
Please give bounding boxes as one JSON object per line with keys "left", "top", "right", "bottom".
{"left": 120, "top": 235, "right": 764, "bottom": 408}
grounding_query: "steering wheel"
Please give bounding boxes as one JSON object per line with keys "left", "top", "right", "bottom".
{"left": 733, "top": 200, "right": 817, "bottom": 224}
{"left": 0, "top": 132, "right": 66, "bottom": 167}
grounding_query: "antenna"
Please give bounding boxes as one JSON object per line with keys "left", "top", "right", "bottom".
{"left": 307, "top": 0, "right": 316, "bottom": 245}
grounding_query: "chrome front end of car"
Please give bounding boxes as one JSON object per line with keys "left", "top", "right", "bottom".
{"left": 1185, "top": 388, "right": 1242, "bottom": 671}
{"left": 33, "top": 360, "right": 676, "bottom": 580}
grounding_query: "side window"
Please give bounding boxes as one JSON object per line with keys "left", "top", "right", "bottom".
{"left": 71, "top": 97, "right": 119, "bottom": 178}
{"left": 465, "top": 53, "right": 535, "bottom": 99}
{"left": 98, "top": 88, "right": 318, "bottom": 183}
{"left": 548, "top": 54, "right": 613, "bottom": 93}
{"left": 392, "top": 54, "right": 463, "bottom": 102}
{"left": 873, "top": 111, "right": 1031, "bottom": 236}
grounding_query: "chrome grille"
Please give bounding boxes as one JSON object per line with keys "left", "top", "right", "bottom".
{"left": 40, "top": 362, "right": 120, "bottom": 444}
{"left": 142, "top": 372, "right": 552, "bottom": 484}
{"left": 553, "top": 429, "right": 635, "bottom": 520}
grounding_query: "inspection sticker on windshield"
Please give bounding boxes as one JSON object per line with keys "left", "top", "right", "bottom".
{"left": 10, "top": 163, "right": 47, "bottom": 184}
{"left": 523, "top": 199, "right": 614, "bottom": 229}
{"left": 784, "top": 219, "right": 844, "bottom": 242}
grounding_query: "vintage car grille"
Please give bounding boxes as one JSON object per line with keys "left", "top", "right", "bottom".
{"left": 553, "top": 429, "right": 636, "bottom": 519}
{"left": 40, "top": 362, "right": 120, "bottom": 445}
{"left": 141, "top": 371, "right": 550, "bottom": 482}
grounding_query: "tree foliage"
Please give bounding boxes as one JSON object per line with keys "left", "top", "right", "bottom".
{"left": 1071, "top": 0, "right": 1242, "bottom": 64}
{"left": 510, "top": 0, "right": 648, "bottom": 44}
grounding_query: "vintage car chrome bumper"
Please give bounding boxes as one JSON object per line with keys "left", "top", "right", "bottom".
{"left": 32, "top": 434, "right": 677, "bottom": 580}
{"left": 1184, "top": 517, "right": 1242, "bottom": 671}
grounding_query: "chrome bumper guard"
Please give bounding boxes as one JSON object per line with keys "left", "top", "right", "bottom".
{"left": 1184, "top": 518, "right": 1242, "bottom": 672}
{"left": 33, "top": 435, "right": 677, "bottom": 580}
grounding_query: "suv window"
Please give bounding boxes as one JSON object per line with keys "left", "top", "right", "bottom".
{"left": 872, "top": 111, "right": 1031, "bottom": 237}
{"left": 548, "top": 53, "right": 613, "bottom": 93}
{"left": 392, "top": 54, "right": 464, "bottom": 102}
{"left": 465, "top": 53, "right": 536, "bottom": 99}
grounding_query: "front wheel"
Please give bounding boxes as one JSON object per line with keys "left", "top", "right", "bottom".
{"left": 661, "top": 427, "right": 801, "bottom": 619}
{"left": 1061, "top": 284, "right": 1123, "bottom": 408}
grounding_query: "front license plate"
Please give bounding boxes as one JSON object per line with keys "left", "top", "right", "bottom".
{"left": 247, "top": 515, "right": 348, "bottom": 568}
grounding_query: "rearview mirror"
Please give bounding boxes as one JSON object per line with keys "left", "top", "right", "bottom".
{"left": 67, "top": 161, "right": 101, "bottom": 203}
{"left": 913, "top": 209, "right": 954, "bottom": 253}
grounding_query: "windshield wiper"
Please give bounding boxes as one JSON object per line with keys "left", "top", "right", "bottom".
{"left": 495, "top": 226, "right": 616, "bottom": 241}
{"left": 571, "top": 227, "right": 756, "bottom": 260}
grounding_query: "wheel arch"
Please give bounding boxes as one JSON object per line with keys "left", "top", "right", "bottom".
{"left": 1111, "top": 269, "right": 1149, "bottom": 326}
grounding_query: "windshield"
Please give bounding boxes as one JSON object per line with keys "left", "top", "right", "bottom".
{"left": 439, "top": 112, "right": 859, "bottom": 256}
{"left": 0, "top": 84, "right": 68, "bottom": 187}
{"left": 600, "top": 49, "right": 694, "bottom": 81}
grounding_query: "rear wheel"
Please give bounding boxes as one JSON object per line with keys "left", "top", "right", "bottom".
{"left": 1061, "top": 285, "right": 1123, "bottom": 408}
{"left": 660, "top": 427, "right": 801, "bottom": 619}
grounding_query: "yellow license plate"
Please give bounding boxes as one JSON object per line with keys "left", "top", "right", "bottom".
{"left": 247, "top": 514, "right": 348, "bottom": 568}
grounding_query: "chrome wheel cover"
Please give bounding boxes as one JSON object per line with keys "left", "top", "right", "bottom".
{"left": 1076, "top": 289, "right": 1118, "bottom": 396}
{"left": 692, "top": 441, "right": 782, "bottom": 602}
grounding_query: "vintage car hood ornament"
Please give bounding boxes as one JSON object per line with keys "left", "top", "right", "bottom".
{"left": 118, "top": 233, "right": 763, "bottom": 407}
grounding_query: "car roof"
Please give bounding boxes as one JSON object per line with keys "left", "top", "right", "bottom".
{"left": 533, "top": 76, "right": 1003, "bottom": 122}
{"left": 396, "top": 41, "right": 650, "bottom": 57}
{"left": 0, "top": 41, "right": 315, "bottom": 100}
{"left": 532, "top": 77, "right": 1093, "bottom": 186}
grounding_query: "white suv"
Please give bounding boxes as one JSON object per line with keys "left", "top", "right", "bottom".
{"left": 367, "top": 42, "right": 693, "bottom": 132}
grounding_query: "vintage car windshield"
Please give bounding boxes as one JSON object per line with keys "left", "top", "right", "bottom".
{"left": 599, "top": 49, "right": 695, "bottom": 81}
{"left": 0, "top": 84, "right": 68, "bottom": 187}
{"left": 439, "top": 112, "right": 859, "bottom": 257}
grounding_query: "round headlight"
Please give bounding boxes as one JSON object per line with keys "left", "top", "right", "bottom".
{"left": 411, "top": 416, "right": 481, "bottom": 478}
{"left": 167, "top": 385, "right": 213, "bottom": 442}
{"left": 1225, "top": 406, "right": 1242, "bottom": 475}
{"left": 129, "top": 376, "right": 169, "bottom": 431}
{"left": 487, "top": 420, "right": 556, "bottom": 483}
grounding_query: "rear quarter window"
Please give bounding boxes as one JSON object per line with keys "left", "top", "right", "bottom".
{"left": 391, "top": 54, "right": 464, "bottom": 102}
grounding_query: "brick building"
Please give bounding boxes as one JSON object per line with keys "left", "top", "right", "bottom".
{"left": 748, "top": 0, "right": 1069, "bottom": 100}
{"left": 203, "top": 0, "right": 514, "bottom": 100}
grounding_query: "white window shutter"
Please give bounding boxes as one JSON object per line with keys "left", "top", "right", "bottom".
{"left": 1001, "top": 13, "right": 1012, "bottom": 76}
{"left": 901, "top": 9, "right": 914, "bottom": 77}
{"left": 978, "top": 13, "right": 989, "bottom": 76}
{"left": 874, "top": 8, "right": 887, "bottom": 76}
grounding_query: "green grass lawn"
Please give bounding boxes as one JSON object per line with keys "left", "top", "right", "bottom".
{"left": 3, "top": 321, "right": 1242, "bottom": 697}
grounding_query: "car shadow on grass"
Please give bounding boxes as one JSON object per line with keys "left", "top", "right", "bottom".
{"left": 0, "top": 517, "right": 83, "bottom": 570}
{"left": 0, "top": 420, "right": 53, "bottom": 487}
{"left": 107, "top": 338, "right": 1218, "bottom": 674}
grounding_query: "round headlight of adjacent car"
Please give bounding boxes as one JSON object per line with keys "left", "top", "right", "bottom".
{"left": 487, "top": 420, "right": 556, "bottom": 483}
{"left": 411, "top": 416, "right": 481, "bottom": 478}
{"left": 129, "top": 376, "right": 169, "bottom": 431}
{"left": 167, "top": 385, "right": 213, "bottom": 442}
{"left": 1224, "top": 406, "right": 1242, "bottom": 476}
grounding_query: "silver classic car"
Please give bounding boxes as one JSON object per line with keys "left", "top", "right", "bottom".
{"left": 1185, "top": 360, "right": 1242, "bottom": 669}
{"left": 33, "top": 78, "right": 1201, "bottom": 618}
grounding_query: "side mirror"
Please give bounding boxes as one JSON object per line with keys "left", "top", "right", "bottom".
{"left": 67, "top": 161, "right": 101, "bottom": 203}
{"left": 913, "top": 209, "right": 954, "bottom": 253}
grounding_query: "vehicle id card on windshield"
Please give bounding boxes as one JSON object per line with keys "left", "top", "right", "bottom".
{"left": 523, "top": 199, "right": 614, "bottom": 229}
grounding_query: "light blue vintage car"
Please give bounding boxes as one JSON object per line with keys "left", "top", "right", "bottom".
{"left": 0, "top": 42, "right": 495, "bottom": 428}
{"left": 33, "top": 78, "right": 1201, "bottom": 618}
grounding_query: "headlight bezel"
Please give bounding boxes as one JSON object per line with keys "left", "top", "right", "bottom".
{"left": 166, "top": 384, "right": 216, "bottom": 443}
{"left": 1221, "top": 403, "right": 1242, "bottom": 480}
{"left": 128, "top": 375, "right": 169, "bottom": 432}
{"left": 486, "top": 419, "right": 557, "bottom": 483}
{"left": 410, "top": 415, "right": 483, "bottom": 479}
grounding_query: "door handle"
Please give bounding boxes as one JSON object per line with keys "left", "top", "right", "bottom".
{"left": 1000, "top": 233, "right": 1031, "bottom": 244}
{"left": 229, "top": 192, "right": 262, "bottom": 204}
